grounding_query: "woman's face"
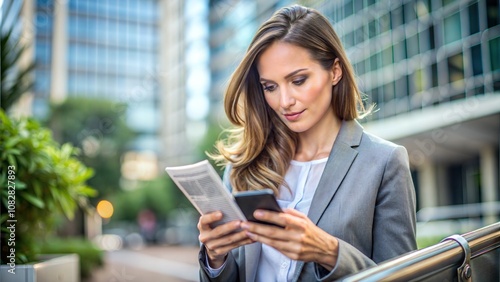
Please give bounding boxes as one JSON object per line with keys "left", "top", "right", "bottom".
{"left": 257, "top": 41, "right": 342, "bottom": 135}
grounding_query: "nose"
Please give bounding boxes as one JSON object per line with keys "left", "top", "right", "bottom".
{"left": 280, "top": 86, "right": 296, "bottom": 109}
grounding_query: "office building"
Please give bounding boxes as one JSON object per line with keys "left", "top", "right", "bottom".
{"left": 6, "top": 0, "right": 200, "bottom": 178}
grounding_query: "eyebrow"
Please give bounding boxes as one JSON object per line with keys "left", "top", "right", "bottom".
{"left": 260, "top": 68, "right": 308, "bottom": 83}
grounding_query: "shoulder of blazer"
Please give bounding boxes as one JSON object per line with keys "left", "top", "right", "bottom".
{"left": 341, "top": 119, "right": 401, "bottom": 153}
{"left": 337, "top": 119, "right": 364, "bottom": 148}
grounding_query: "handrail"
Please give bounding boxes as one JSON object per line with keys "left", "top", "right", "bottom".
{"left": 341, "top": 222, "right": 500, "bottom": 281}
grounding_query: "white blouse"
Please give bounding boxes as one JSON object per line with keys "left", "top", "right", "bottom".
{"left": 256, "top": 157, "right": 328, "bottom": 282}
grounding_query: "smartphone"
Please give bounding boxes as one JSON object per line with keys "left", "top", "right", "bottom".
{"left": 234, "top": 189, "right": 282, "bottom": 226}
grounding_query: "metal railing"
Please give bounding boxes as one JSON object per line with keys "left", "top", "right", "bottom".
{"left": 342, "top": 222, "right": 500, "bottom": 281}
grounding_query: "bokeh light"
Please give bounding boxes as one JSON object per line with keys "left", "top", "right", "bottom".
{"left": 96, "top": 200, "right": 114, "bottom": 219}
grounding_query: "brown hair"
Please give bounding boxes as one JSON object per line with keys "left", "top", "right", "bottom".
{"left": 210, "top": 5, "right": 369, "bottom": 194}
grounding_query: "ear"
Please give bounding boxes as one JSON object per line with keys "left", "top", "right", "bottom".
{"left": 331, "top": 58, "right": 343, "bottom": 86}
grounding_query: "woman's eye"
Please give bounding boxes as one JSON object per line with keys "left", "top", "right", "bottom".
{"left": 292, "top": 78, "right": 306, "bottom": 86}
{"left": 263, "top": 84, "right": 276, "bottom": 92}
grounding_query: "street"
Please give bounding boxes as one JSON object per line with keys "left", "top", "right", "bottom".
{"left": 84, "top": 245, "right": 200, "bottom": 282}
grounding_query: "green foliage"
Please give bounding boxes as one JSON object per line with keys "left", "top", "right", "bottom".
{"left": 39, "top": 237, "right": 104, "bottom": 279}
{"left": 110, "top": 176, "right": 192, "bottom": 222}
{"left": 45, "top": 97, "right": 135, "bottom": 201}
{"left": 416, "top": 235, "right": 447, "bottom": 249}
{"left": 0, "top": 110, "right": 96, "bottom": 264}
{"left": 1, "top": 1, "right": 35, "bottom": 111}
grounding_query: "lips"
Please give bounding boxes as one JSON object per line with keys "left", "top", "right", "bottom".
{"left": 283, "top": 110, "right": 305, "bottom": 121}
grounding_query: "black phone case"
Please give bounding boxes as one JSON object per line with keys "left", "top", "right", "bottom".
{"left": 234, "top": 189, "right": 282, "bottom": 225}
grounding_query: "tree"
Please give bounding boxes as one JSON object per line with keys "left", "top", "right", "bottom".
{"left": 45, "top": 97, "right": 135, "bottom": 201}
{"left": 1, "top": 1, "right": 35, "bottom": 111}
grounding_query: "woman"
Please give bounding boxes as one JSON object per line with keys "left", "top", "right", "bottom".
{"left": 198, "top": 4, "right": 416, "bottom": 281}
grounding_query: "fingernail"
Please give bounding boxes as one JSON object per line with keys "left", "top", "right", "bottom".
{"left": 241, "top": 223, "right": 249, "bottom": 229}
{"left": 246, "top": 232, "right": 256, "bottom": 239}
{"left": 254, "top": 210, "right": 264, "bottom": 218}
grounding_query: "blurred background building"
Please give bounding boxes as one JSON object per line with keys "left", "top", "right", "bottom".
{"left": 4, "top": 0, "right": 500, "bottom": 229}
{"left": 6, "top": 0, "right": 198, "bottom": 180}
{"left": 35, "top": 0, "right": 162, "bottom": 157}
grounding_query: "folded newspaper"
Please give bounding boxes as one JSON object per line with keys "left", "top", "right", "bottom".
{"left": 165, "top": 160, "right": 246, "bottom": 227}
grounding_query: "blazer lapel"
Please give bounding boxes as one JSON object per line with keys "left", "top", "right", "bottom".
{"left": 308, "top": 119, "right": 362, "bottom": 224}
{"left": 292, "top": 119, "right": 363, "bottom": 281}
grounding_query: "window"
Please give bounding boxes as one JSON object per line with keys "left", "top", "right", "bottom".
{"left": 413, "top": 68, "right": 424, "bottom": 93}
{"left": 429, "top": 25, "right": 435, "bottom": 50}
{"left": 487, "top": 0, "right": 499, "bottom": 28}
{"left": 395, "top": 75, "right": 407, "bottom": 98}
{"left": 34, "top": 70, "right": 50, "bottom": 94}
{"left": 353, "top": 0, "right": 363, "bottom": 13}
{"left": 344, "top": 31, "right": 354, "bottom": 48}
{"left": 368, "top": 20, "right": 377, "bottom": 38}
{"left": 470, "top": 45, "right": 483, "bottom": 76}
{"left": 379, "top": 13, "right": 391, "bottom": 33}
{"left": 355, "top": 27, "right": 366, "bottom": 44}
{"left": 404, "top": 2, "right": 416, "bottom": 24}
{"left": 448, "top": 53, "right": 464, "bottom": 83}
{"left": 35, "top": 10, "right": 53, "bottom": 34}
{"left": 419, "top": 28, "right": 431, "bottom": 53}
{"left": 419, "top": 26, "right": 435, "bottom": 52}
{"left": 468, "top": 3, "right": 480, "bottom": 35}
{"left": 407, "top": 33, "right": 419, "bottom": 58}
{"left": 369, "top": 52, "right": 380, "bottom": 71}
{"left": 490, "top": 37, "right": 500, "bottom": 72}
{"left": 35, "top": 41, "right": 51, "bottom": 65}
{"left": 431, "top": 63, "right": 438, "bottom": 87}
{"left": 370, "top": 87, "right": 380, "bottom": 114}
{"left": 384, "top": 82, "right": 395, "bottom": 103}
{"left": 391, "top": 6, "right": 404, "bottom": 29}
{"left": 394, "top": 39, "right": 407, "bottom": 62}
{"left": 382, "top": 46, "right": 393, "bottom": 66}
{"left": 444, "top": 12, "right": 461, "bottom": 44}
{"left": 355, "top": 60, "right": 365, "bottom": 75}
{"left": 344, "top": 0, "right": 353, "bottom": 17}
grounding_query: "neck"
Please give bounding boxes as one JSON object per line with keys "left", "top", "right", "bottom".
{"left": 294, "top": 115, "right": 342, "bottom": 162}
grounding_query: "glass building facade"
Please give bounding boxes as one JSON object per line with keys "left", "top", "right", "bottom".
{"left": 322, "top": 0, "right": 500, "bottom": 121}
{"left": 33, "top": 0, "right": 161, "bottom": 152}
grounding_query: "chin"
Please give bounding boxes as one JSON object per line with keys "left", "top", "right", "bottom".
{"left": 285, "top": 124, "right": 309, "bottom": 133}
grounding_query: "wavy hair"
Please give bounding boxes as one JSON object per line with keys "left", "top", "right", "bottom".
{"left": 210, "top": 5, "right": 369, "bottom": 194}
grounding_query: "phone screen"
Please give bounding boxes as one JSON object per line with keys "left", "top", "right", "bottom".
{"left": 234, "top": 189, "right": 282, "bottom": 226}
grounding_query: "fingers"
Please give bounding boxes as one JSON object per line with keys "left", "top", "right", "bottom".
{"left": 203, "top": 228, "right": 254, "bottom": 263}
{"left": 251, "top": 208, "right": 309, "bottom": 228}
{"left": 240, "top": 208, "right": 310, "bottom": 244}
{"left": 251, "top": 209, "right": 288, "bottom": 227}
{"left": 283, "top": 208, "right": 308, "bottom": 218}
{"left": 204, "top": 231, "right": 254, "bottom": 268}
{"left": 197, "top": 211, "right": 223, "bottom": 231}
{"left": 197, "top": 211, "right": 255, "bottom": 264}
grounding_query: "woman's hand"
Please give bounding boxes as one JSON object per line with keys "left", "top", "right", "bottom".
{"left": 197, "top": 211, "right": 255, "bottom": 268}
{"left": 241, "top": 208, "right": 339, "bottom": 271}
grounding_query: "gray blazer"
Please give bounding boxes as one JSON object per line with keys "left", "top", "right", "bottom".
{"left": 199, "top": 119, "right": 417, "bottom": 281}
